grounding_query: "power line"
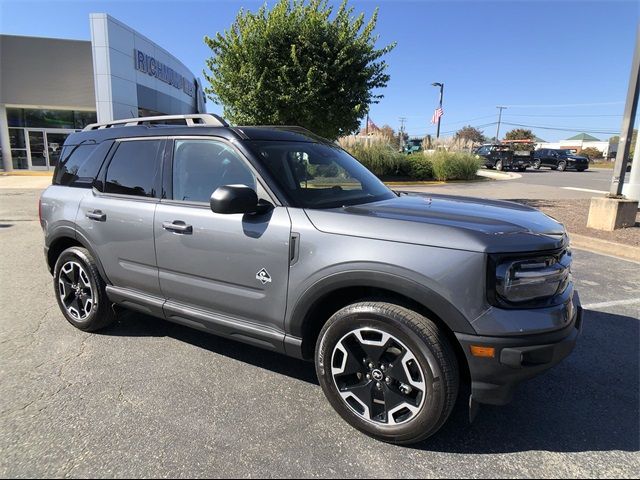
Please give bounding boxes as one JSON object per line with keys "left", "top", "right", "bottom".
{"left": 501, "top": 121, "right": 618, "bottom": 135}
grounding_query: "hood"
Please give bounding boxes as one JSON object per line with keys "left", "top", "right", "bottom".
{"left": 304, "top": 194, "right": 568, "bottom": 253}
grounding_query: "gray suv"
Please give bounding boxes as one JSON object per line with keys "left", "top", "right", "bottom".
{"left": 40, "top": 114, "right": 582, "bottom": 445}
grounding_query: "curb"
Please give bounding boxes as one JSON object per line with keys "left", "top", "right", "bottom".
{"left": 569, "top": 233, "right": 640, "bottom": 263}
{"left": 476, "top": 170, "right": 521, "bottom": 181}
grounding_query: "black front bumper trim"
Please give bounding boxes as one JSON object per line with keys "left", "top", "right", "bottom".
{"left": 456, "top": 294, "right": 583, "bottom": 406}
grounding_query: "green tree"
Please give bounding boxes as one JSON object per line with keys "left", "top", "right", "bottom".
{"left": 455, "top": 125, "right": 485, "bottom": 144}
{"left": 579, "top": 147, "right": 603, "bottom": 160}
{"left": 203, "top": 0, "right": 396, "bottom": 139}
{"left": 504, "top": 128, "right": 535, "bottom": 141}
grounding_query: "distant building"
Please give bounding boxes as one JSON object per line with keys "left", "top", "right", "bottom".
{"left": 535, "top": 132, "right": 610, "bottom": 158}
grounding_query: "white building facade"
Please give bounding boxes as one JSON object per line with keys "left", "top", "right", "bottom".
{"left": 0, "top": 14, "right": 206, "bottom": 171}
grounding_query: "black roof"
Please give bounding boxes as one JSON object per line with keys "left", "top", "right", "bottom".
{"left": 65, "top": 124, "right": 330, "bottom": 146}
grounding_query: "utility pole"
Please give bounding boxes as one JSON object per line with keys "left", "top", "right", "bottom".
{"left": 365, "top": 112, "right": 369, "bottom": 136}
{"left": 399, "top": 117, "right": 407, "bottom": 150}
{"left": 432, "top": 82, "right": 444, "bottom": 139}
{"left": 610, "top": 24, "right": 639, "bottom": 197}
{"left": 495, "top": 106, "right": 507, "bottom": 142}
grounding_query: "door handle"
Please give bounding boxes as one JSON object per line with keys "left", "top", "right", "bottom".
{"left": 162, "top": 221, "right": 193, "bottom": 234}
{"left": 86, "top": 210, "right": 106, "bottom": 222}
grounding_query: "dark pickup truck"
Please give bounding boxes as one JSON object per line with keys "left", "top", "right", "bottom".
{"left": 473, "top": 144, "right": 530, "bottom": 171}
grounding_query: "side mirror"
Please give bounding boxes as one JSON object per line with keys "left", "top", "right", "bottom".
{"left": 210, "top": 185, "right": 272, "bottom": 215}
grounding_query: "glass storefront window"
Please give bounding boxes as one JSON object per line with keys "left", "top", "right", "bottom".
{"left": 6, "top": 108, "right": 97, "bottom": 129}
{"left": 9, "top": 128, "right": 26, "bottom": 149}
{"left": 11, "top": 150, "right": 28, "bottom": 170}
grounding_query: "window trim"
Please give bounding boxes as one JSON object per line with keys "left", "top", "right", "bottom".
{"left": 161, "top": 135, "right": 279, "bottom": 208}
{"left": 96, "top": 136, "right": 166, "bottom": 200}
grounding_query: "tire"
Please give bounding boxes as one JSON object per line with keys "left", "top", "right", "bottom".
{"left": 315, "top": 302, "right": 459, "bottom": 445}
{"left": 532, "top": 159, "right": 541, "bottom": 170}
{"left": 557, "top": 161, "right": 567, "bottom": 172}
{"left": 53, "top": 246, "right": 116, "bottom": 332}
{"left": 495, "top": 160, "right": 503, "bottom": 171}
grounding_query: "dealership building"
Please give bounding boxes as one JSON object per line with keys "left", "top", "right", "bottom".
{"left": 0, "top": 13, "right": 206, "bottom": 171}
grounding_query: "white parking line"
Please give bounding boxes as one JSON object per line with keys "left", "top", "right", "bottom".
{"left": 562, "top": 187, "right": 608, "bottom": 194}
{"left": 582, "top": 298, "right": 640, "bottom": 310}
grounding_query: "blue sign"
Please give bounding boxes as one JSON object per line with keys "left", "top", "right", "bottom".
{"left": 134, "top": 49, "right": 195, "bottom": 98}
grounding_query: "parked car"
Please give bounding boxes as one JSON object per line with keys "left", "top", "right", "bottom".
{"left": 533, "top": 149, "right": 589, "bottom": 172}
{"left": 40, "top": 114, "right": 582, "bottom": 445}
{"left": 403, "top": 138, "right": 423, "bottom": 154}
{"left": 473, "top": 144, "right": 530, "bottom": 171}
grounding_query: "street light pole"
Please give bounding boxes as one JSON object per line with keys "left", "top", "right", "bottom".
{"left": 432, "top": 82, "right": 444, "bottom": 139}
{"left": 496, "top": 106, "right": 507, "bottom": 142}
{"left": 609, "top": 24, "right": 639, "bottom": 197}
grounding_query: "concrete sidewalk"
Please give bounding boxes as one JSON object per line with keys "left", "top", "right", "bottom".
{"left": 0, "top": 174, "right": 52, "bottom": 189}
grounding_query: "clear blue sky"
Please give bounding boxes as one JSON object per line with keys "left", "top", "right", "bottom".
{"left": 1, "top": 0, "right": 638, "bottom": 141}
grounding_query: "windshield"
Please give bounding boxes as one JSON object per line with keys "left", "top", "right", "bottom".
{"left": 247, "top": 141, "right": 395, "bottom": 209}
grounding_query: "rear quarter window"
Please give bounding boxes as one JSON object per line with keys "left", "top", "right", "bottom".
{"left": 53, "top": 141, "right": 112, "bottom": 187}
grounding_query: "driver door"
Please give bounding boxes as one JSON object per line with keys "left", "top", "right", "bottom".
{"left": 154, "top": 137, "right": 292, "bottom": 334}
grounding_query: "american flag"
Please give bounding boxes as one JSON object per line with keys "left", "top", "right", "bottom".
{"left": 431, "top": 107, "right": 443, "bottom": 124}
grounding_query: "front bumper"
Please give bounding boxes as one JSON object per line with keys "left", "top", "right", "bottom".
{"left": 456, "top": 291, "right": 583, "bottom": 405}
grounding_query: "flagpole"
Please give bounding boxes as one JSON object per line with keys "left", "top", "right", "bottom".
{"left": 432, "top": 82, "right": 444, "bottom": 139}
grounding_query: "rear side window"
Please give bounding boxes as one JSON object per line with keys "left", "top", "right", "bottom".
{"left": 104, "top": 140, "right": 162, "bottom": 198}
{"left": 53, "top": 144, "right": 100, "bottom": 187}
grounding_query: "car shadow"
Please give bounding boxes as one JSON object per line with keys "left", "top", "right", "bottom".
{"left": 98, "top": 309, "right": 319, "bottom": 386}
{"left": 99, "top": 308, "right": 638, "bottom": 454}
{"left": 416, "top": 309, "right": 640, "bottom": 453}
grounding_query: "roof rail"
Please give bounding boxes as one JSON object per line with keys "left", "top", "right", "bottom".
{"left": 83, "top": 114, "right": 228, "bottom": 131}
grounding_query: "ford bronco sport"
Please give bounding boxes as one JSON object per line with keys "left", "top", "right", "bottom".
{"left": 40, "top": 114, "right": 582, "bottom": 445}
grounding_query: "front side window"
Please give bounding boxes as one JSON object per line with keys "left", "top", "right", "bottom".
{"left": 172, "top": 139, "right": 256, "bottom": 203}
{"left": 105, "top": 140, "right": 162, "bottom": 197}
{"left": 247, "top": 141, "right": 395, "bottom": 209}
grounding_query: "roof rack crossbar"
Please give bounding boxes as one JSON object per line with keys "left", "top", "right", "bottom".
{"left": 83, "top": 114, "right": 228, "bottom": 131}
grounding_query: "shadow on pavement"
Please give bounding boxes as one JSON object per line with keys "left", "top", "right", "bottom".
{"left": 100, "top": 308, "right": 638, "bottom": 454}
{"left": 420, "top": 309, "right": 640, "bottom": 453}
{"left": 99, "top": 310, "right": 318, "bottom": 385}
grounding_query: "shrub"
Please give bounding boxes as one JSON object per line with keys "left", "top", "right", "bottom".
{"left": 345, "top": 142, "right": 407, "bottom": 177}
{"left": 405, "top": 153, "right": 433, "bottom": 180}
{"left": 579, "top": 147, "right": 603, "bottom": 160}
{"left": 430, "top": 151, "right": 483, "bottom": 181}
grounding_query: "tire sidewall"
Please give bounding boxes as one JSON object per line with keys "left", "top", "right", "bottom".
{"left": 533, "top": 160, "right": 541, "bottom": 169}
{"left": 316, "top": 308, "right": 448, "bottom": 443}
{"left": 53, "top": 247, "right": 103, "bottom": 330}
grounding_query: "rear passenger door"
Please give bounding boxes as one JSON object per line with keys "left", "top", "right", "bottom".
{"left": 154, "top": 137, "right": 292, "bottom": 336}
{"left": 76, "top": 138, "right": 165, "bottom": 297}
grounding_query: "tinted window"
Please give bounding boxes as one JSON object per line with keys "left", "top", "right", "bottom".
{"left": 53, "top": 144, "right": 102, "bottom": 187}
{"left": 172, "top": 139, "right": 256, "bottom": 203}
{"left": 105, "top": 140, "right": 162, "bottom": 197}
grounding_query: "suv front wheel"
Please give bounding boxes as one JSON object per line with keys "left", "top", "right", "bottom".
{"left": 53, "top": 246, "right": 116, "bottom": 332}
{"left": 315, "top": 302, "right": 459, "bottom": 444}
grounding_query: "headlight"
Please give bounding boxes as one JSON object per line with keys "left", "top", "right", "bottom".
{"left": 490, "top": 250, "right": 572, "bottom": 306}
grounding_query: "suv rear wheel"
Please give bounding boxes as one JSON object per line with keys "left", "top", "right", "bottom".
{"left": 495, "top": 160, "right": 503, "bottom": 171}
{"left": 315, "top": 302, "right": 459, "bottom": 444}
{"left": 532, "top": 159, "right": 541, "bottom": 169}
{"left": 53, "top": 247, "right": 116, "bottom": 332}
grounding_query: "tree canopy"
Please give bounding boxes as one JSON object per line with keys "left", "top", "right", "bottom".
{"left": 203, "top": 0, "right": 396, "bottom": 139}
{"left": 504, "top": 128, "right": 535, "bottom": 141}
{"left": 455, "top": 125, "right": 485, "bottom": 144}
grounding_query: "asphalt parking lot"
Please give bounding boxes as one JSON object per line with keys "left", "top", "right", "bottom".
{"left": 407, "top": 167, "right": 624, "bottom": 200}
{"left": 1, "top": 186, "right": 639, "bottom": 478}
